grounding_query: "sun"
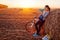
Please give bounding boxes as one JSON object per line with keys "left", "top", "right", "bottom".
{"left": 19, "top": 0, "right": 34, "bottom": 8}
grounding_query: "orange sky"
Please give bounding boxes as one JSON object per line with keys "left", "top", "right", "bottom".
{"left": 0, "top": 0, "right": 60, "bottom": 8}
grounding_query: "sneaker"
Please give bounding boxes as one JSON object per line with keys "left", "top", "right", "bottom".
{"left": 33, "top": 32, "right": 39, "bottom": 37}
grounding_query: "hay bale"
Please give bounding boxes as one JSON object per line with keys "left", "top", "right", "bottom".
{"left": 43, "top": 9, "right": 60, "bottom": 40}
{"left": 0, "top": 4, "right": 8, "bottom": 8}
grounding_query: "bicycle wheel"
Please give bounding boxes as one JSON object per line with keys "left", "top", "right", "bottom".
{"left": 25, "top": 22, "right": 36, "bottom": 34}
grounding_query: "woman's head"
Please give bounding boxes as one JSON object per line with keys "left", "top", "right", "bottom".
{"left": 44, "top": 5, "right": 50, "bottom": 11}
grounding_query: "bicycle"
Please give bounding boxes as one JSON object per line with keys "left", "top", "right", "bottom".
{"left": 25, "top": 16, "right": 38, "bottom": 34}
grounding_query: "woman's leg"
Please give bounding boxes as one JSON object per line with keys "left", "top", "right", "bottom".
{"left": 35, "top": 20, "right": 41, "bottom": 35}
{"left": 38, "top": 20, "right": 45, "bottom": 34}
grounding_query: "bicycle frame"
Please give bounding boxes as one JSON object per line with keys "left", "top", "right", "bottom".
{"left": 30, "top": 16, "right": 39, "bottom": 27}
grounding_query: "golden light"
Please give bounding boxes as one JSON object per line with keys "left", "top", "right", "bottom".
{"left": 23, "top": 8, "right": 31, "bottom": 14}
{"left": 19, "top": 0, "right": 34, "bottom": 8}
{"left": 23, "top": 8, "right": 30, "bottom": 12}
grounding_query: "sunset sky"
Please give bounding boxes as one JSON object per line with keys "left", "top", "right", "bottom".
{"left": 0, "top": 0, "right": 60, "bottom": 8}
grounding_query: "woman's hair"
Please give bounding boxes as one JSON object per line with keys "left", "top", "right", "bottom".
{"left": 45, "top": 5, "right": 50, "bottom": 11}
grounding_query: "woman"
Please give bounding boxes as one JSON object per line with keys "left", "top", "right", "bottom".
{"left": 33, "top": 5, "right": 50, "bottom": 36}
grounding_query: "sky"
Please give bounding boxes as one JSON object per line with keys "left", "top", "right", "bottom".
{"left": 0, "top": 0, "right": 60, "bottom": 8}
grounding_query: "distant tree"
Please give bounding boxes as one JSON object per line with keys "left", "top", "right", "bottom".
{"left": 0, "top": 4, "right": 8, "bottom": 8}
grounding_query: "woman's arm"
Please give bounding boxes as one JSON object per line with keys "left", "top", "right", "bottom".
{"left": 42, "top": 11, "right": 49, "bottom": 20}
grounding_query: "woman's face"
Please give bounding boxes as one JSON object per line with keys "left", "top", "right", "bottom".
{"left": 44, "top": 7, "right": 49, "bottom": 11}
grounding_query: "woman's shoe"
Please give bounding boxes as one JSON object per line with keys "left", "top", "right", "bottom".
{"left": 33, "top": 32, "right": 39, "bottom": 37}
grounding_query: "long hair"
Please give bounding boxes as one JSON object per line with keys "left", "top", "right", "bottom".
{"left": 45, "top": 5, "right": 50, "bottom": 11}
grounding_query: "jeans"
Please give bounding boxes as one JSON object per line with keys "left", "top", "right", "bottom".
{"left": 35, "top": 19, "right": 45, "bottom": 35}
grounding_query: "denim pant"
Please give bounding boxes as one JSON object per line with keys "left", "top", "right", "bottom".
{"left": 35, "top": 19, "right": 45, "bottom": 35}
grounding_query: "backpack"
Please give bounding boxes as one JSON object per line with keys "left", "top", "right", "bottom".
{"left": 39, "top": 15, "right": 43, "bottom": 20}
